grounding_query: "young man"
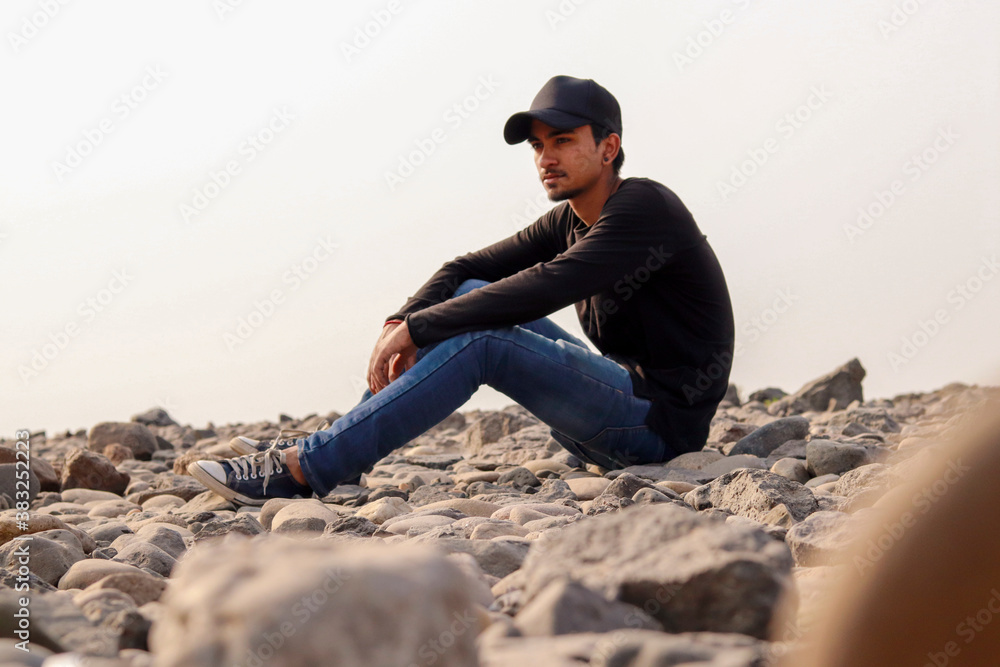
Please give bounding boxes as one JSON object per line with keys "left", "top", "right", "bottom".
{"left": 188, "top": 75, "right": 736, "bottom": 505}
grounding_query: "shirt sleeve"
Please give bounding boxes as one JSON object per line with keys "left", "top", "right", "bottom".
{"left": 405, "top": 182, "right": 705, "bottom": 347}
{"left": 384, "top": 207, "right": 566, "bottom": 324}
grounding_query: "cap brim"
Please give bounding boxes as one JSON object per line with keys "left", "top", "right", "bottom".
{"left": 503, "top": 109, "right": 595, "bottom": 145}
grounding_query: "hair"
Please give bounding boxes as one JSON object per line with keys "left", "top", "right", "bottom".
{"left": 591, "top": 123, "right": 624, "bottom": 174}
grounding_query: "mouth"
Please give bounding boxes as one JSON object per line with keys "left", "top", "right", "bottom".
{"left": 541, "top": 173, "right": 565, "bottom": 186}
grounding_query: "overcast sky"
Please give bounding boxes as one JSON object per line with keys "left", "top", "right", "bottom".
{"left": 2, "top": 0, "right": 998, "bottom": 435}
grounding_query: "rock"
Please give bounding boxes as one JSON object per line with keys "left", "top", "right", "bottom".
{"left": 102, "top": 443, "right": 134, "bottom": 465}
{"left": 323, "top": 515, "right": 379, "bottom": 538}
{"left": 834, "top": 463, "right": 896, "bottom": 511}
{"left": 112, "top": 541, "right": 176, "bottom": 577}
{"left": 149, "top": 537, "right": 482, "bottom": 667}
{"left": 470, "top": 521, "right": 529, "bottom": 540}
{"left": 519, "top": 504, "right": 793, "bottom": 638}
{"left": 142, "top": 494, "right": 185, "bottom": 511}
{"left": 601, "top": 472, "right": 655, "bottom": 499}
{"left": 60, "top": 449, "right": 130, "bottom": 495}
{"left": 513, "top": 578, "right": 662, "bottom": 636}
{"left": 565, "top": 477, "right": 610, "bottom": 500}
{"left": 415, "top": 498, "right": 500, "bottom": 518}
{"left": 496, "top": 466, "right": 540, "bottom": 489}
{"left": 531, "top": 478, "right": 578, "bottom": 502}
{"left": 355, "top": 496, "right": 411, "bottom": 524}
{"left": 806, "top": 440, "right": 873, "bottom": 476}
{"left": 192, "top": 514, "right": 264, "bottom": 542}
{"left": 88, "top": 499, "right": 141, "bottom": 519}
{"left": 180, "top": 491, "right": 236, "bottom": 513}
{"left": 463, "top": 409, "right": 539, "bottom": 456}
{"left": 85, "top": 572, "right": 168, "bottom": 606}
{"left": 768, "top": 439, "right": 808, "bottom": 460}
{"left": 0, "top": 589, "right": 118, "bottom": 657}
{"left": 59, "top": 559, "right": 147, "bottom": 590}
{"left": 0, "top": 535, "right": 83, "bottom": 585}
{"left": 632, "top": 487, "right": 675, "bottom": 505}
{"left": 725, "top": 416, "right": 811, "bottom": 457}
{"left": 749, "top": 387, "right": 787, "bottom": 403}
{"left": 0, "top": 513, "right": 93, "bottom": 551}
{"left": 805, "top": 473, "right": 840, "bottom": 489}
{"left": 62, "top": 488, "right": 123, "bottom": 504}
{"left": 382, "top": 514, "right": 456, "bottom": 536}
{"left": 435, "top": 537, "right": 531, "bottom": 579}
{"left": 770, "top": 358, "right": 866, "bottom": 414}
{"left": 131, "top": 407, "right": 178, "bottom": 427}
{"left": 270, "top": 500, "right": 340, "bottom": 533}
{"left": 88, "top": 422, "right": 158, "bottom": 460}
{"left": 30, "top": 456, "right": 61, "bottom": 492}
{"left": 133, "top": 524, "right": 187, "bottom": 559}
{"left": 0, "top": 637, "right": 53, "bottom": 664}
{"left": 785, "top": 510, "right": 856, "bottom": 566}
{"left": 0, "top": 463, "right": 41, "bottom": 509}
{"left": 87, "top": 522, "right": 133, "bottom": 544}
{"left": 665, "top": 450, "right": 725, "bottom": 470}
{"left": 770, "top": 457, "right": 810, "bottom": 484}
{"left": 824, "top": 407, "right": 902, "bottom": 434}
{"left": 699, "top": 454, "right": 768, "bottom": 478}
{"left": 709, "top": 419, "right": 758, "bottom": 445}
{"left": 685, "top": 469, "right": 818, "bottom": 522}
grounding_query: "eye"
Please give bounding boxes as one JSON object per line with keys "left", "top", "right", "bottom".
{"left": 556, "top": 137, "right": 571, "bottom": 144}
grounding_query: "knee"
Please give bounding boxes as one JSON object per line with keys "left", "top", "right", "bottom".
{"left": 453, "top": 278, "right": 491, "bottom": 298}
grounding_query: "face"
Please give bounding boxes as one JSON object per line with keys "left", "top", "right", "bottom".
{"left": 527, "top": 119, "right": 606, "bottom": 202}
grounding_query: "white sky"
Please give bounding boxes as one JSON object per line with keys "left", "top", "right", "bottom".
{"left": 2, "top": 0, "right": 998, "bottom": 435}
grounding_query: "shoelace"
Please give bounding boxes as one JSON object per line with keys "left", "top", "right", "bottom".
{"left": 231, "top": 448, "right": 284, "bottom": 495}
{"left": 266, "top": 421, "right": 331, "bottom": 451}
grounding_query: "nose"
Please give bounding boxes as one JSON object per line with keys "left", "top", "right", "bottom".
{"left": 537, "top": 144, "right": 557, "bottom": 170}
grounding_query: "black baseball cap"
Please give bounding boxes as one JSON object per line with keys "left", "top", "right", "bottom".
{"left": 503, "top": 75, "right": 622, "bottom": 145}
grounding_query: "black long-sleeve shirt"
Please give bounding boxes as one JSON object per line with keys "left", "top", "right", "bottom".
{"left": 386, "top": 177, "right": 735, "bottom": 455}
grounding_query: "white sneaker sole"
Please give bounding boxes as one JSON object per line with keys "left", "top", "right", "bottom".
{"left": 187, "top": 460, "right": 269, "bottom": 507}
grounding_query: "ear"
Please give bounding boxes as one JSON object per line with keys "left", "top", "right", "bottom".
{"left": 602, "top": 133, "right": 621, "bottom": 164}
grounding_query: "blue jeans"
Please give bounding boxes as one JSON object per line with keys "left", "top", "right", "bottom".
{"left": 297, "top": 279, "right": 675, "bottom": 495}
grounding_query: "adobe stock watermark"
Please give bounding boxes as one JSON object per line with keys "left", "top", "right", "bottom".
{"left": 17, "top": 268, "right": 134, "bottom": 385}
{"left": 384, "top": 76, "right": 500, "bottom": 192}
{"left": 843, "top": 126, "right": 958, "bottom": 243}
{"left": 682, "top": 288, "right": 799, "bottom": 404}
{"left": 403, "top": 608, "right": 478, "bottom": 667}
{"left": 853, "top": 457, "right": 969, "bottom": 574}
{"left": 716, "top": 85, "right": 833, "bottom": 202}
{"left": 672, "top": 0, "right": 754, "bottom": 72}
{"left": 544, "top": 0, "right": 589, "bottom": 31}
{"left": 51, "top": 65, "right": 168, "bottom": 183}
{"left": 238, "top": 567, "right": 349, "bottom": 667}
{"left": 878, "top": 0, "right": 932, "bottom": 39}
{"left": 924, "top": 588, "right": 1000, "bottom": 667}
{"left": 180, "top": 106, "right": 295, "bottom": 224}
{"left": 508, "top": 191, "right": 554, "bottom": 231}
{"left": 7, "top": 0, "right": 71, "bottom": 53}
{"left": 213, "top": 0, "right": 249, "bottom": 21}
{"left": 223, "top": 235, "right": 339, "bottom": 351}
{"left": 591, "top": 245, "right": 676, "bottom": 328}
{"left": 340, "top": 0, "right": 403, "bottom": 62}
{"left": 886, "top": 254, "right": 998, "bottom": 372}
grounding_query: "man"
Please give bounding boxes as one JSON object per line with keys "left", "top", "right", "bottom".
{"left": 188, "top": 75, "right": 735, "bottom": 505}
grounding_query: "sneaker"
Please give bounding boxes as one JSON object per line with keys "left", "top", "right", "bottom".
{"left": 187, "top": 448, "right": 312, "bottom": 506}
{"left": 229, "top": 422, "right": 330, "bottom": 456}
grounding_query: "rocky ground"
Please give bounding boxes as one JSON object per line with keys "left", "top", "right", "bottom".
{"left": 1, "top": 358, "right": 998, "bottom": 666}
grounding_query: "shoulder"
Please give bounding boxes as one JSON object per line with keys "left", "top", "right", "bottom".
{"left": 611, "top": 177, "right": 689, "bottom": 212}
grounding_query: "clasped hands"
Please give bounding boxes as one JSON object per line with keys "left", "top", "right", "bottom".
{"left": 367, "top": 320, "right": 419, "bottom": 394}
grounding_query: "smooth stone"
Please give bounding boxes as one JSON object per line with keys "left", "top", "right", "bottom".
{"left": 271, "top": 501, "right": 341, "bottom": 533}
{"left": 59, "top": 559, "right": 145, "bottom": 590}
{"left": 87, "top": 499, "right": 142, "bottom": 519}
{"left": 513, "top": 578, "right": 662, "bottom": 636}
{"left": 355, "top": 497, "right": 412, "bottom": 525}
{"left": 470, "top": 521, "right": 529, "bottom": 540}
{"left": 770, "top": 458, "right": 811, "bottom": 484}
{"left": 564, "top": 477, "right": 610, "bottom": 500}
{"left": 415, "top": 498, "right": 500, "bottom": 518}
{"left": 383, "top": 514, "right": 457, "bottom": 536}
{"left": 112, "top": 541, "right": 176, "bottom": 577}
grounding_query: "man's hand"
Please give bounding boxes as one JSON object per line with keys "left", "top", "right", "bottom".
{"left": 368, "top": 321, "right": 419, "bottom": 394}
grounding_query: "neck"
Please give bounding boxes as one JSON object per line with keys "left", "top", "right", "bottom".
{"left": 569, "top": 173, "right": 623, "bottom": 226}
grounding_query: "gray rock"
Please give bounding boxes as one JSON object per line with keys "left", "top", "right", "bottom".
{"left": 699, "top": 454, "right": 768, "bottom": 478}
{"left": 833, "top": 463, "right": 896, "bottom": 511}
{"left": 709, "top": 419, "right": 757, "bottom": 444}
{"left": 513, "top": 578, "right": 661, "bottom": 636}
{"left": 602, "top": 472, "right": 655, "bottom": 499}
{"left": 112, "top": 541, "right": 176, "bottom": 577}
{"left": 435, "top": 537, "right": 530, "bottom": 579}
{"left": 770, "top": 457, "right": 810, "bottom": 484}
{"left": 463, "top": 409, "right": 540, "bottom": 456}
{"left": 60, "top": 448, "right": 130, "bottom": 495}
{"left": 519, "top": 504, "right": 793, "bottom": 638}
{"left": 497, "top": 466, "right": 540, "bottom": 489}
{"left": 824, "top": 407, "right": 901, "bottom": 433}
{"left": 0, "top": 535, "right": 83, "bottom": 585}
{"left": 323, "top": 514, "right": 379, "bottom": 538}
{"left": 785, "top": 510, "right": 855, "bottom": 566}
{"left": 631, "top": 488, "right": 675, "bottom": 505}
{"left": 149, "top": 537, "right": 481, "bottom": 667}
{"left": 725, "top": 416, "right": 810, "bottom": 457}
{"left": 586, "top": 495, "right": 635, "bottom": 516}
{"left": 531, "top": 478, "right": 578, "bottom": 502}
{"left": 84, "top": 570, "right": 168, "bottom": 606}
{"left": 0, "top": 463, "right": 40, "bottom": 505}
{"left": 769, "top": 358, "right": 866, "bottom": 415}
{"left": 0, "top": 589, "right": 118, "bottom": 656}
{"left": 88, "top": 422, "right": 158, "bottom": 460}
{"left": 181, "top": 490, "right": 236, "bottom": 513}
{"left": 748, "top": 387, "right": 787, "bottom": 403}
{"left": 685, "top": 469, "right": 818, "bottom": 522}
{"left": 768, "top": 439, "right": 808, "bottom": 460}
{"left": 191, "top": 513, "right": 264, "bottom": 542}
{"left": 131, "top": 407, "right": 178, "bottom": 427}
{"left": 806, "top": 440, "right": 873, "bottom": 476}
{"left": 133, "top": 524, "right": 187, "bottom": 559}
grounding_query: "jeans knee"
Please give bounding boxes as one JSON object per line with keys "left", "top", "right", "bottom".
{"left": 453, "top": 278, "right": 490, "bottom": 298}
